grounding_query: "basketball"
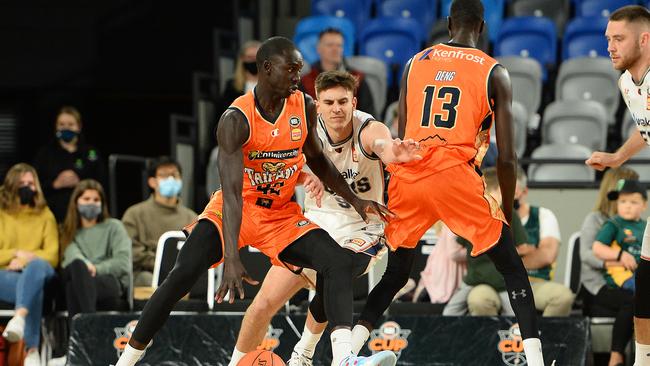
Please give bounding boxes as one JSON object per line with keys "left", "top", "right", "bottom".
{"left": 236, "top": 350, "right": 285, "bottom": 366}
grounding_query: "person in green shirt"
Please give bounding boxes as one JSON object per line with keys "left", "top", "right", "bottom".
{"left": 0, "top": 163, "right": 58, "bottom": 366}
{"left": 59, "top": 179, "right": 131, "bottom": 317}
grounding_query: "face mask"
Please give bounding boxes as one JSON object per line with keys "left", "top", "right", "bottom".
{"left": 18, "top": 186, "right": 36, "bottom": 205}
{"left": 243, "top": 61, "right": 258, "bottom": 75}
{"left": 158, "top": 177, "right": 182, "bottom": 198}
{"left": 513, "top": 198, "right": 520, "bottom": 210}
{"left": 56, "top": 129, "right": 78, "bottom": 143}
{"left": 78, "top": 203, "right": 102, "bottom": 220}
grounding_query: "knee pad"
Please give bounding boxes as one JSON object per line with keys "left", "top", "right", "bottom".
{"left": 635, "top": 260, "right": 650, "bottom": 318}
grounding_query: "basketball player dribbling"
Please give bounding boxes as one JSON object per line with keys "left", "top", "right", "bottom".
{"left": 587, "top": 5, "right": 650, "bottom": 366}
{"left": 113, "top": 37, "right": 397, "bottom": 366}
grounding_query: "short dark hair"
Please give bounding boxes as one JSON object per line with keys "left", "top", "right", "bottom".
{"left": 148, "top": 156, "right": 182, "bottom": 178}
{"left": 450, "top": 0, "right": 484, "bottom": 28}
{"left": 256, "top": 36, "right": 296, "bottom": 66}
{"left": 318, "top": 27, "right": 343, "bottom": 40}
{"left": 315, "top": 70, "right": 358, "bottom": 97}
{"left": 483, "top": 167, "right": 499, "bottom": 192}
{"left": 610, "top": 5, "right": 650, "bottom": 27}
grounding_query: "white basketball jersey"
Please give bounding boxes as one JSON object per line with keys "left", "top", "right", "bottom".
{"left": 304, "top": 110, "right": 385, "bottom": 230}
{"left": 620, "top": 69, "right": 650, "bottom": 145}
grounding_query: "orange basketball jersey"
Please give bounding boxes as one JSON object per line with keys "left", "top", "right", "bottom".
{"left": 229, "top": 90, "right": 309, "bottom": 208}
{"left": 393, "top": 43, "right": 499, "bottom": 179}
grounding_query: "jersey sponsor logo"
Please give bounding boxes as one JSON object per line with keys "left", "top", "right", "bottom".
{"left": 291, "top": 128, "right": 302, "bottom": 141}
{"left": 257, "top": 325, "right": 283, "bottom": 351}
{"left": 497, "top": 324, "right": 527, "bottom": 366}
{"left": 296, "top": 219, "right": 310, "bottom": 227}
{"left": 368, "top": 321, "right": 410, "bottom": 359}
{"left": 289, "top": 115, "right": 301, "bottom": 127}
{"left": 248, "top": 148, "right": 300, "bottom": 160}
{"left": 244, "top": 163, "right": 299, "bottom": 186}
{"left": 341, "top": 168, "right": 360, "bottom": 180}
{"left": 434, "top": 70, "right": 456, "bottom": 81}
{"left": 271, "top": 128, "right": 280, "bottom": 137}
{"left": 430, "top": 48, "right": 486, "bottom": 65}
{"left": 113, "top": 320, "right": 147, "bottom": 358}
{"left": 262, "top": 162, "right": 286, "bottom": 173}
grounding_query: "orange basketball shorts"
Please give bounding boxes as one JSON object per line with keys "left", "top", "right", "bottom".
{"left": 184, "top": 191, "right": 320, "bottom": 266}
{"left": 384, "top": 162, "right": 506, "bottom": 256}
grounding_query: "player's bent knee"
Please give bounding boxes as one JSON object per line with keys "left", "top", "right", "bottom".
{"left": 248, "top": 294, "right": 282, "bottom": 319}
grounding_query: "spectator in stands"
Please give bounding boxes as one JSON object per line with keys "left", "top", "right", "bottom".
{"left": 515, "top": 168, "right": 575, "bottom": 316}
{"left": 591, "top": 178, "right": 646, "bottom": 366}
{"left": 300, "top": 28, "right": 376, "bottom": 116}
{"left": 0, "top": 163, "right": 58, "bottom": 366}
{"left": 33, "top": 106, "right": 106, "bottom": 222}
{"left": 443, "top": 167, "right": 528, "bottom": 316}
{"left": 216, "top": 40, "right": 261, "bottom": 118}
{"left": 60, "top": 179, "right": 130, "bottom": 317}
{"left": 122, "top": 157, "right": 196, "bottom": 287}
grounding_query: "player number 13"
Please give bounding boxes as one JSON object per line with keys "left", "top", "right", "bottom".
{"left": 420, "top": 85, "right": 461, "bottom": 128}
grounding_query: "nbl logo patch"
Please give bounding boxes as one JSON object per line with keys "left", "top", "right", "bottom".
{"left": 497, "top": 323, "right": 527, "bottom": 366}
{"left": 368, "top": 321, "right": 410, "bottom": 359}
{"left": 257, "top": 325, "right": 283, "bottom": 351}
{"left": 113, "top": 320, "right": 148, "bottom": 358}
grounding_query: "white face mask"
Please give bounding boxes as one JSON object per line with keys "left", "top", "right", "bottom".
{"left": 158, "top": 177, "right": 183, "bottom": 198}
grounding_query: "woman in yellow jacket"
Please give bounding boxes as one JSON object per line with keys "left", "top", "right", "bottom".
{"left": 0, "top": 163, "right": 58, "bottom": 366}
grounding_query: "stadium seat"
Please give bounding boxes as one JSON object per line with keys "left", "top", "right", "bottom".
{"left": 495, "top": 16, "right": 557, "bottom": 79}
{"left": 383, "top": 100, "right": 398, "bottom": 129}
{"left": 359, "top": 17, "right": 423, "bottom": 86}
{"left": 152, "top": 231, "right": 215, "bottom": 311}
{"left": 346, "top": 56, "right": 388, "bottom": 116}
{"left": 627, "top": 147, "right": 650, "bottom": 182}
{"left": 563, "top": 16, "right": 609, "bottom": 60}
{"left": 564, "top": 232, "right": 582, "bottom": 294}
{"left": 490, "top": 100, "right": 528, "bottom": 157}
{"left": 542, "top": 100, "right": 608, "bottom": 151}
{"left": 579, "top": 0, "right": 637, "bottom": 17}
{"left": 509, "top": 0, "right": 570, "bottom": 35}
{"left": 441, "top": 0, "right": 505, "bottom": 41}
{"left": 379, "top": 0, "right": 437, "bottom": 41}
{"left": 621, "top": 111, "right": 637, "bottom": 142}
{"left": 528, "top": 144, "right": 595, "bottom": 182}
{"left": 311, "top": 0, "right": 371, "bottom": 34}
{"left": 294, "top": 15, "right": 356, "bottom": 65}
{"left": 555, "top": 57, "right": 621, "bottom": 124}
{"left": 497, "top": 56, "right": 543, "bottom": 122}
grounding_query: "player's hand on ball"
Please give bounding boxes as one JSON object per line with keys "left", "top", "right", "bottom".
{"left": 586, "top": 151, "right": 619, "bottom": 171}
{"left": 216, "top": 258, "right": 259, "bottom": 304}
{"left": 352, "top": 198, "right": 396, "bottom": 223}
{"left": 299, "top": 171, "right": 324, "bottom": 207}
{"left": 390, "top": 138, "right": 422, "bottom": 163}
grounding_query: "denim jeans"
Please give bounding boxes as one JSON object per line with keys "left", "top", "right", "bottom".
{"left": 0, "top": 258, "right": 55, "bottom": 348}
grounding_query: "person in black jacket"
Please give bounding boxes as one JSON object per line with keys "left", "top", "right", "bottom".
{"left": 33, "top": 106, "right": 106, "bottom": 222}
{"left": 216, "top": 40, "right": 261, "bottom": 118}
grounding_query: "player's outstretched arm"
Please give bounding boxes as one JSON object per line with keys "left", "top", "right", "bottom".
{"left": 491, "top": 65, "right": 517, "bottom": 224}
{"left": 302, "top": 94, "right": 394, "bottom": 222}
{"left": 586, "top": 131, "right": 646, "bottom": 171}
{"left": 360, "top": 121, "right": 421, "bottom": 164}
{"left": 215, "top": 109, "right": 258, "bottom": 303}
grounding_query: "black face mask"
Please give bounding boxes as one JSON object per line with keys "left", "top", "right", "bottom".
{"left": 513, "top": 198, "right": 520, "bottom": 210}
{"left": 243, "top": 61, "right": 258, "bottom": 75}
{"left": 18, "top": 186, "right": 36, "bottom": 205}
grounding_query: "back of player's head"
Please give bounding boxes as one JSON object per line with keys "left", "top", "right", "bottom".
{"left": 610, "top": 5, "right": 650, "bottom": 29}
{"left": 256, "top": 36, "right": 296, "bottom": 66}
{"left": 450, "top": 0, "right": 484, "bottom": 29}
{"left": 483, "top": 167, "right": 499, "bottom": 192}
{"left": 315, "top": 70, "right": 358, "bottom": 97}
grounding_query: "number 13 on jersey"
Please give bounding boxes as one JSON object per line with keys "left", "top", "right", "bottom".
{"left": 420, "top": 85, "right": 461, "bottom": 129}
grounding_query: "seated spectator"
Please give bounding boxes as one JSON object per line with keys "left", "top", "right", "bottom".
{"left": 300, "top": 28, "right": 376, "bottom": 116}
{"left": 0, "top": 163, "right": 58, "bottom": 366}
{"left": 515, "top": 168, "right": 575, "bottom": 316}
{"left": 60, "top": 179, "right": 131, "bottom": 317}
{"left": 216, "top": 40, "right": 261, "bottom": 119}
{"left": 443, "top": 167, "right": 528, "bottom": 316}
{"left": 33, "top": 106, "right": 106, "bottom": 222}
{"left": 592, "top": 179, "right": 646, "bottom": 366}
{"left": 122, "top": 157, "right": 197, "bottom": 287}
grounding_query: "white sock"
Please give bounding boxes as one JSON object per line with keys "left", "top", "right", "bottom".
{"left": 522, "top": 338, "right": 544, "bottom": 366}
{"left": 294, "top": 326, "right": 323, "bottom": 358}
{"left": 228, "top": 347, "right": 247, "bottom": 366}
{"left": 115, "top": 344, "right": 145, "bottom": 366}
{"left": 330, "top": 328, "right": 352, "bottom": 366}
{"left": 351, "top": 324, "right": 370, "bottom": 355}
{"left": 635, "top": 341, "right": 650, "bottom": 365}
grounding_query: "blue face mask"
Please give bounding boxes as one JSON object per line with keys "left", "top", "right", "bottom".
{"left": 158, "top": 177, "right": 182, "bottom": 198}
{"left": 56, "top": 129, "right": 78, "bottom": 143}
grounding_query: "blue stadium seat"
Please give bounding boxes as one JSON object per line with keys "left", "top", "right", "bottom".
{"left": 359, "top": 17, "right": 423, "bottom": 86}
{"left": 311, "top": 0, "right": 371, "bottom": 34}
{"left": 379, "top": 0, "right": 437, "bottom": 41}
{"left": 440, "top": 0, "right": 505, "bottom": 41}
{"left": 294, "top": 16, "right": 356, "bottom": 65}
{"left": 495, "top": 16, "right": 557, "bottom": 79}
{"left": 563, "top": 16, "right": 609, "bottom": 60}
{"left": 579, "top": 0, "right": 637, "bottom": 17}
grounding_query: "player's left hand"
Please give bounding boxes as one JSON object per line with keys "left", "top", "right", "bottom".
{"left": 389, "top": 138, "right": 422, "bottom": 163}
{"left": 216, "top": 257, "right": 259, "bottom": 304}
{"left": 299, "top": 171, "right": 324, "bottom": 207}
{"left": 352, "top": 198, "right": 396, "bottom": 223}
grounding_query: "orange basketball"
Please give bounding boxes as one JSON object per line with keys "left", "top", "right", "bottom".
{"left": 237, "top": 350, "right": 285, "bottom": 366}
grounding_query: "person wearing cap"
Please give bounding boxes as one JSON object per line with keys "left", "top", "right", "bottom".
{"left": 593, "top": 178, "right": 647, "bottom": 366}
